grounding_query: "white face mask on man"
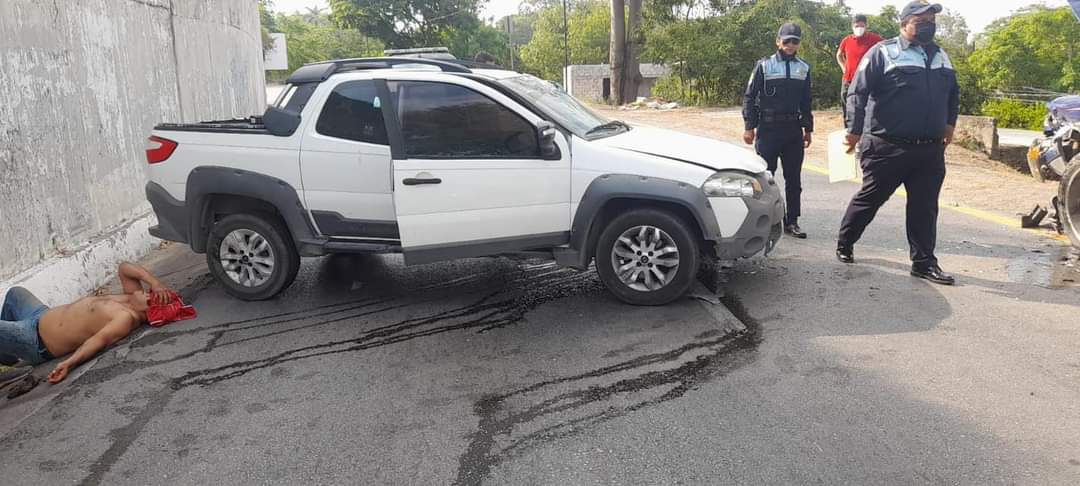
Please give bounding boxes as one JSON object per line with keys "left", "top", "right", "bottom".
{"left": 853, "top": 26, "right": 867, "bottom": 37}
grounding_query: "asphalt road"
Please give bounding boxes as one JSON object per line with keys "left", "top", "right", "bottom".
{"left": 2, "top": 147, "right": 1080, "bottom": 484}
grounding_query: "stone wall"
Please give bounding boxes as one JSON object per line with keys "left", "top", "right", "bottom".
{"left": 565, "top": 64, "right": 671, "bottom": 102}
{"left": 954, "top": 115, "right": 998, "bottom": 158}
{"left": 0, "top": 0, "right": 264, "bottom": 298}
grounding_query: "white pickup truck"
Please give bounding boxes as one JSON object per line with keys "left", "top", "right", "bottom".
{"left": 144, "top": 58, "right": 783, "bottom": 305}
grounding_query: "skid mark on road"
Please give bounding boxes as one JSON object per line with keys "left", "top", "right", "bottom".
{"left": 453, "top": 294, "right": 760, "bottom": 486}
{"left": 171, "top": 267, "right": 603, "bottom": 388}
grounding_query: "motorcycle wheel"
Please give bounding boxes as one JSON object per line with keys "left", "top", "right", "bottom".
{"left": 1059, "top": 161, "right": 1080, "bottom": 248}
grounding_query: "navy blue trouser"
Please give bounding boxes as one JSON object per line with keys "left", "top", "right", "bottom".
{"left": 755, "top": 123, "right": 804, "bottom": 225}
{"left": 838, "top": 135, "right": 946, "bottom": 268}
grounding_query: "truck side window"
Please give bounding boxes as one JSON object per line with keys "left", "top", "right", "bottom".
{"left": 390, "top": 81, "right": 539, "bottom": 159}
{"left": 316, "top": 80, "right": 388, "bottom": 145}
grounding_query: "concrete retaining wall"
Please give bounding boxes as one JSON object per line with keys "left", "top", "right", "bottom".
{"left": 0, "top": 0, "right": 264, "bottom": 304}
{"left": 955, "top": 115, "right": 998, "bottom": 158}
{"left": 565, "top": 64, "right": 671, "bottom": 102}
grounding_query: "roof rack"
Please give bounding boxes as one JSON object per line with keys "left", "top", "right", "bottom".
{"left": 286, "top": 57, "right": 472, "bottom": 84}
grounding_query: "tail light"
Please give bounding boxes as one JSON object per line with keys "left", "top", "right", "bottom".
{"left": 146, "top": 136, "right": 178, "bottom": 164}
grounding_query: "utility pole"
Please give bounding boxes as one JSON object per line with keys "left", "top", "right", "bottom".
{"left": 562, "top": 0, "right": 570, "bottom": 89}
{"left": 507, "top": 15, "right": 515, "bottom": 71}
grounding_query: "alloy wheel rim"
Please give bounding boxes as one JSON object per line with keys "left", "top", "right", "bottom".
{"left": 611, "top": 225, "right": 681, "bottom": 292}
{"left": 219, "top": 229, "right": 275, "bottom": 287}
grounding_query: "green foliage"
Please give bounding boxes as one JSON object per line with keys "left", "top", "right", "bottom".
{"left": 266, "top": 12, "right": 384, "bottom": 82}
{"left": 967, "top": 7, "right": 1080, "bottom": 94}
{"left": 981, "top": 99, "right": 1049, "bottom": 130}
{"left": 519, "top": 1, "right": 611, "bottom": 81}
{"left": 441, "top": 22, "right": 512, "bottom": 66}
{"left": 646, "top": 0, "right": 851, "bottom": 107}
{"left": 328, "top": 0, "right": 482, "bottom": 49}
{"left": 867, "top": 5, "right": 900, "bottom": 40}
{"left": 259, "top": 0, "right": 277, "bottom": 53}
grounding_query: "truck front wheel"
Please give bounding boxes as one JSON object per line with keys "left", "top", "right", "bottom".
{"left": 206, "top": 213, "right": 300, "bottom": 301}
{"left": 594, "top": 208, "right": 700, "bottom": 306}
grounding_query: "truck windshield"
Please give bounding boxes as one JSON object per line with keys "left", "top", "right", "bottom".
{"left": 497, "top": 75, "right": 626, "bottom": 140}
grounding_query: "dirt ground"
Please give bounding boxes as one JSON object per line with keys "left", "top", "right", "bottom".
{"left": 593, "top": 106, "right": 1058, "bottom": 224}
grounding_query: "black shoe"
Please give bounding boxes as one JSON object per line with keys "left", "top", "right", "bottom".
{"left": 911, "top": 265, "right": 956, "bottom": 285}
{"left": 0, "top": 365, "right": 33, "bottom": 390}
{"left": 784, "top": 224, "right": 807, "bottom": 239}
{"left": 836, "top": 246, "right": 854, "bottom": 264}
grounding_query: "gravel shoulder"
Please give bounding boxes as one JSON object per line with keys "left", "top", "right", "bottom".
{"left": 595, "top": 106, "right": 1057, "bottom": 222}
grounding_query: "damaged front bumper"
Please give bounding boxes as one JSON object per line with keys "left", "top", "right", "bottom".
{"left": 709, "top": 173, "right": 785, "bottom": 260}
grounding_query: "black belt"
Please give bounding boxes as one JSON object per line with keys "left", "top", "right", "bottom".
{"left": 761, "top": 113, "right": 802, "bottom": 123}
{"left": 876, "top": 134, "right": 944, "bottom": 146}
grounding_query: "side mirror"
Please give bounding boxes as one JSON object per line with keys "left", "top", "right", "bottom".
{"left": 263, "top": 106, "right": 301, "bottom": 137}
{"left": 537, "top": 121, "right": 560, "bottom": 160}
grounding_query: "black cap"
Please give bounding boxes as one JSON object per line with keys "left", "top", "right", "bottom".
{"left": 778, "top": 23, "right": 802, "bottom": 41}
{"left": 900, "top": 1, "right": 942, "bottom": 21}
{"left": 853, "top": 14, "right": 868, "bottom": 23}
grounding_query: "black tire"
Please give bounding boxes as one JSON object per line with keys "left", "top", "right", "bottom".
{"left": 206, "top": 213, "right": 300, "bottom": 301}
{"left": 1059, "top": 161, "right": 1080, "bottom": 248}
{"left": 594, "top": 208, "right": 700, "bottom": 306}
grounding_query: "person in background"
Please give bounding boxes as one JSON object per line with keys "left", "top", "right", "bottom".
{"left": 838, "top": 1, "right": 960, "bottom": 286}
{"left": 742, "top": 22, "right": 814, "bottom": 239}
{"left": 836, "top": 14, "right": 883, "bottom": 127}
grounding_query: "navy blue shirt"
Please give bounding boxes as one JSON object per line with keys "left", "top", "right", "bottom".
{"left": 743, "top": 51, "right": 814, "bottom": 133}
{"left": 845, "top": 36, "right": 960, "bottom": 140}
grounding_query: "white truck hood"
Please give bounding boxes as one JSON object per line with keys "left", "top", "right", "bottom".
{"left": 592, "top": 125, "right": 767, "bottom": 174}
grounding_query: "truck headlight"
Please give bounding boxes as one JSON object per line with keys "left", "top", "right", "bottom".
{"left": 703, "top": 171, "right": 763, "bottom": 198}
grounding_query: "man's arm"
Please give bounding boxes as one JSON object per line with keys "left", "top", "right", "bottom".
{"left": 48, "top": 314, "right": 137, "bottom": 383}
{"left": 945, "top": 65, "right": 960, "bottom": 146}
{"left": 119, "top": 262, "right": 168, "bottom": 298}
{"left": 846, "top": 46, "right": 882, "bottom": 135}
{"left": 836, "top": 39, "right": 847, "bottom": 69}
{"left": 802, "top": 67, "right": 814, "bottom": 147}
{"left": 742, "top": 62, "right": 764, "bottom": 144}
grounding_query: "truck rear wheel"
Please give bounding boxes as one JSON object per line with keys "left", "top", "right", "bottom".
{"left": 206, "top": 213, "right": 300, "bottom": 301}
{"left": 594, "top": 208, "right": 700, "bottom": 306}
{"left": 1059, "top": 161, "right": 1080, "bottom": 248}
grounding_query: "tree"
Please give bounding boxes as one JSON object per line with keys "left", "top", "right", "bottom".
{"left": 519, "top": 1, "right": 611, "bottom": 81}
{"left": 259, "top": 0, "right": 278, "bottom": 54}
{"left": 623, "top": 0, "right": 644, "bottom": 102}
{"left": 968, "top": 6, "right": 1080, "bottom": 94}
{"left": 867, "top": 5, "right": 900, "bottom": 40}
{"left": 610, "top": 0, "right": 627, "bottom": 104}
{"left": 936, "top": 9, "right": 972, "bottom": 56}
{"left": 267, "top": 11, "right": 384, "bottom": 82}
{"left": 329, "top": 0, "right": 483, "bottom": 48}
{"left": 648, "top": 0, "right": 851, "bottom": 107}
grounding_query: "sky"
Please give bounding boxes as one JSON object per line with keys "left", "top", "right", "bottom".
{"left": 270, "top": 0, "right": 1071, "bottom": 35}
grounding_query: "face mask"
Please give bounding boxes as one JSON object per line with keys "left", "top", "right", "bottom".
{"left": 853, "top": 27, "right": 866, "bottom": 37}
{"left": 914, "top": 22, "right": 936, "bottom": 44}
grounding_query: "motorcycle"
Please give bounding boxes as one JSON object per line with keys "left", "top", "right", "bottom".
{"left": 1027, "top": 95, "right": 1080, "bottom": 247}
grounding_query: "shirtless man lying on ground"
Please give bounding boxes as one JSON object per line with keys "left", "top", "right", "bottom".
{"left": 0, "top": 263, "right": 171, "bottom": 384}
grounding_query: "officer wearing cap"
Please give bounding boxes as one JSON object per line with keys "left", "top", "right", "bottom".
{"left": 743, "top": 22, "right": 814, "bottom": 239}
{"left": 837, "top": 1, "right": 960, "bottom": 285}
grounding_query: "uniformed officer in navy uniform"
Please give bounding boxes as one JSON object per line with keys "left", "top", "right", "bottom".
{"left": 837, "top": 1, "right": 959, "bottom": 285}
{"left": 743, "top": 22, "right": 814, "bottom": 239}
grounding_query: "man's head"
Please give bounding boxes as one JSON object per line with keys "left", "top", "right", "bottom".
{"left": 776, "top": 23, "right": 801, "bottom": 56}
{"left": 900, "top": 1, "right": 942, "bottom": 45}
{"left": 852, "top": 14, "right": 868, "bottom": 37}
{"left": 129, "top": 290, "right": 151, "bottom": 319}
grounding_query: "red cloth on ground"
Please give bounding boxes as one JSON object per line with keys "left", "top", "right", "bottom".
{"left": 146, "top": 290, "right": 197, "bottom": 327}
